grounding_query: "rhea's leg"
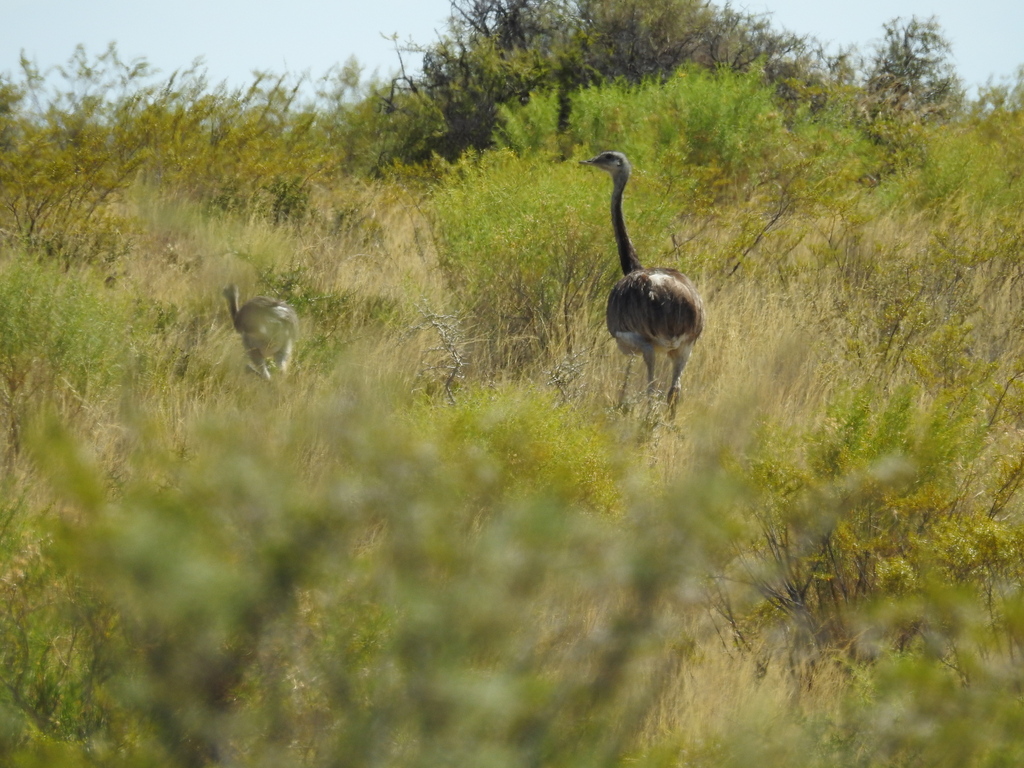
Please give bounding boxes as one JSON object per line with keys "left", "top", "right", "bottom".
{"left": 642, "top": 345, "right": 658, "bottom": 397}
{"left": 613, "top": 333, "right": 656, "bottom": 404}
{"left": 274, "top": 339, "right": 294, "bottom": 374}
{"left": 666, "top": 343, "right": 694, "bottom": 416}
{"left": 614, "top": 356, "right": 630, "bottom": 405}
{"left": 247, "top": 348, "right": 272, "bottom": 380}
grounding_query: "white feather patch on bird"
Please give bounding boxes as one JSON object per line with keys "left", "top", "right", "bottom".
{"left": 655, "top": 335, "right": 689, "bottom": 350}
{"left": 646, "top": 272, "right": 673, "bottom": 287}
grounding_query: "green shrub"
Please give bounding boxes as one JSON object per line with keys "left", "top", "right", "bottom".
{"left": 433, "top": 150, "right": 621, "bottom": 366}
{"left": 496, "top": 90, "right": 563, "bottom": 157}
{"left": 567, "top": 67, "right": 787, "bottom": 178}
{"left": 0, "top": 490, "right": 117, "bottom": 759}
{"left": 0, "top": 48, "right": 149, "bottom": 264}
{"left": 723, "top": 383, "right": 997, "bottom": 651}
{"left": 411, "top": 383, "right": 627, "bottom": 515}
{"left": 896, "top": 109, "right": 1024, "bottom": 211}
{"left": 0, "top": 259, "right": 128, "bottom": 458}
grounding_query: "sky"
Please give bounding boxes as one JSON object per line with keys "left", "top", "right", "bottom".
{"left": 2, "top": 0, "right": 454, "bottom": 88}
{"left": 746, "top": 0, "right": 1024, "bottom": 93}
{"left": 2, "top": 0, "right": 1022, "bottom": 96}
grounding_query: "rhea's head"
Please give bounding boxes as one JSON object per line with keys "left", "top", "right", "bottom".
{"left": 580, "top": 150, "right": 631, "bottom": 181}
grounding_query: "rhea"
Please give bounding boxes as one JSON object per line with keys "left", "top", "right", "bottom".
{"left": 581, "top": 151, "right": 705, "bottom": 413}
{"left": 222, "top": 284, "right": 299, "bottom": 380}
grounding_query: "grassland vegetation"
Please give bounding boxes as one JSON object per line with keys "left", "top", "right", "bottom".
{"left": 2, "top": 3, "right": 1024, "bottom": 765}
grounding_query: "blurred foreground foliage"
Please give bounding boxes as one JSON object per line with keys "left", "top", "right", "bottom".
{"left": 14, "top": 371, "right": 1024, "bottom": 767}
{"left": 20, "top": 386, "right": 729, "bottom": 767}
{"left": 2, "top": 2, "right": 1024, "bottom": 766}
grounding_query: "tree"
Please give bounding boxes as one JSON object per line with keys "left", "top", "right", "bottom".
{"left": 864, "top": 16, "right": 964, "bottom": 122}
{"left": 382, "top": 0, "right": 816, "bottom": 164}
{"left": 0, "top": 45, "right": 153, "bottom": 264}
{"left": 856, "top": 16, "right": 964, "bottom": 176}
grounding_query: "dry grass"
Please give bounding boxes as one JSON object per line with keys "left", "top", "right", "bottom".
{"left": 639, "top": 636, "right": 850, "bottom": 764}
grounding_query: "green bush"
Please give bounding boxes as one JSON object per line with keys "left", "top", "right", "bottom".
{"left": 0, "top": 47, "right": 149, "bottom": 264}
{"left": 896, "top": 108, "right": 1024, "bottom": 211}
{"left": 0, "top": 259, "right": 128, "bottom": 458}
{"left": 0, "top": 490, "right": 117, "bottom": 758}
{"left": 433, "top": 150, "right": 621, "bottom": 366}
{"left": 412, "top": 383, "right": 627, "bottom": 514}
{"left": 723, "top": 383, "right": 998, "bottom": 652}
{"left": 496, "top": 90, "right": 563, "bottom": 157}
{"left": 566, "top": 67, "right": 787, "bottom": 177}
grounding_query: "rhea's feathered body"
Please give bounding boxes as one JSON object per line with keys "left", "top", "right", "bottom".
{"left": 581, "top": 151, "right": 704, "bottom": 411}
{"left": 222, "top": 284, "right": 299, "bottom": 380}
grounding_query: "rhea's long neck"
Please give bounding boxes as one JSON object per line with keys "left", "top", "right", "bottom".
{"left": 611, "top": 173, "right": 643, "bottom": 275}
{"left": 225, "top": 288, "right": 240, "bottom": 323}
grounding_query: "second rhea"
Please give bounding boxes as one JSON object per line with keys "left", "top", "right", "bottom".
{"left": 223, "top": 284, "right": 299, "bottom": 380}
{"left": 582, "top": 150, "right": 705, "bottom": 413}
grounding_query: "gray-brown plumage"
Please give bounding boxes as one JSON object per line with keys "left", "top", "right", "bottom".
{"left": 581, "top": 151, "right": 705, "bottom": 412}
{"left": 222, "top": 284, "right": 299, "bottom": 380}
